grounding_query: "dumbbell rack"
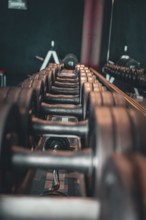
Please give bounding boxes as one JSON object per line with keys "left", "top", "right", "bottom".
{"left": 93, "top": 67, "right": 146, "bottom": 116}
{"left": 103, "top": 63, "right": 146, "bottom": 88}
{"left": 0, "top": 63, "right": 146, "bottom": 220}
{"left": 102, "top": 63, "right": 146, "bottom": 108}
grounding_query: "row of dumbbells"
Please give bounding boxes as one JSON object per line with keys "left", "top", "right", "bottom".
{"left": 0, "top": 63, "right": 146, "bottom": 220}
{"left": 103, "top": 63, "right": 146, "bottom": 88}
{"left": 0, "top": 63, "right": 131, "bottom": 149}
{"left": 0, "top": 63, "right": 145, "bottom": 188}
{"left": 20, "top": 63, "right": 128, "bottom": 119}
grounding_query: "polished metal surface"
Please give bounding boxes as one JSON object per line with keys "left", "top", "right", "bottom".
{"left": 31, "top": 117, "right": 88, "bottom": 138}
{"left": 12, "top": 146, "right": 92, "bottom": 173}
{"left": 0, "top": 196, "right": 100, "bottom": 220}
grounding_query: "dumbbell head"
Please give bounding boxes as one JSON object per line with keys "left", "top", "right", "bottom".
{"left": 88, "top": 91, "right": 127, "bottom": 119}
{"left": 100, "top": 153, "right": 144, "bottom": 220}
{"left": 41, "top": 82, "right": 127, "bottom": 121}
{"left": 0, "top": 87, "right": 38, "bottom": 146}
{"left": 62, "top": 53, "right": 78, "bottom": 70}
{"left": 28, "top": 71, "right": 49, "bottom": 92}
{"left": 88, "top": 106, "right": 146, "bottom": 196}
{"left": 0, "top": 103, "right": 26, "bottom": 193}
{"left": 21, "top": 78, "right": 45, "bottom": 105}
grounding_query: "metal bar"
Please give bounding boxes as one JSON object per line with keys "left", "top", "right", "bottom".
{"left": 50, "top": 86, "right": 79, "bottom": 95}
{"left": 0, "top": 196, "right": 100, "bottom": 220}
{"left": 45, "top": 93, "right": 80, "bottom": 105}
{"left": 41, "top": 102, "right": 82, "bottom": 118}
{"left": 31, "top": 117, "right": 88, "bottom": 138}
{"left": 11, "top": 147, "right": 92, "bottom": 173}
{"left": 91, "top": 68, "right": 146, "bottom": 116}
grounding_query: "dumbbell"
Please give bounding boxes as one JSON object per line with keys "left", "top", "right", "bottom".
{"left": 49, "top": 67, "right": 80, "bottom": 87}
{"left": 28, "top": 63, "right": 95, "bottom": 90}
{"left": 21, "top": 73, "right": 98, "bottom": 105}
{"left": 25, "top": 69, "right": 78, "bottom": 93}
{"left": 0, "top": 86, "right": 99, "bottom": 147}
{"left": 0, "top": 102, "right": 145, "bottom": 195}
{"left": 41, "top": 81, "right": 91, "bottom": 119}
{"left": 0, "top": 80, "right": 114, "bottom": 124}
{"left": 0, "top": 87, "right": 39, "bottom": 147}
{"left": 55, "top": 75, "right": 79, "bottom": 83}
{"left": 22, "top": 76, "right": 80, "bottom": 96}
{"left": 41, "top": 84, "right": 127, "bottom": 120}
{"left": 26, "top": 70, "right": 50, "bottom": 92}
{"left": 0, "top": 86, "right": 99, "bottom": 146}
{"left": 62, "top": 53, "right": 78, "bottom": 70}
{"left": 49, "top": 64, "right": 79, "bottom": 79}
{"left": 44, "top": 80, "right": 106, "bottom": 106}
{"left": 49, "top": 63, "right": 95, "bottom": 83}
{"left": 28, "top": 64, "right": 79, "bottom": 87}
{"left": 0, "top": 86, "right": 136, "bottom": 148}
{"left": 101, "top": 152, "right": 146, "bottom": 220}
{"left": 103, "top": 64, "right": 146, "bottom": 89}
{"left": 44, "top": 79, "right": 106, "bottom": 106}
{"left": 58, "top": 68, "right": 78, "bottom": 78}
{"left": 0, "top": 86, "right": 139, "bottom": 150}
{"left": 22, "top": 68, "right": 96, "bottom": 97}
{"left": 117, "top": 56, "right": 141, "bottom": 68}
{"left": 50, "top": 67, "right": 96, "bottom": 88}
{"left": 20, "top": 78, "right": 107, "bottom": 115}
{"left": 1, "top": 153, "right": 146, "bottom": 220}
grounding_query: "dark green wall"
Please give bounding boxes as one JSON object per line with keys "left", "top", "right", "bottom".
{"left": 100, "top": 0, "right": 146, "bottom": 71}
{"left": 0, "top": 0, "right": 84, "bottom": 85}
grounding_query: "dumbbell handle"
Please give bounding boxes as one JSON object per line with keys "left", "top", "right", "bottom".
{"left": 57, "top": 72, "right": 78, "bottom": 79}
{"left": 31, "top": 117, "right": 88, "bottom": 138}
{"left": 0, "top": 196, "right": 99, "bottom": 220}
{"left": 53, "top": 81, "right": 79, "bottom": 88}
{"left": 45, "top": 93, "right": 80, "bottom": 104}
{"left": 41, "top": 102, "right": 82, "bottom": 118}
{"left": 56, "top": 76, "right": 79, "bottom": 83}
{"left": 50, "top": 86, "right": 79, "bottom": 95}
{"left": 11, "top": 146, "right": 92, "bottom": 173}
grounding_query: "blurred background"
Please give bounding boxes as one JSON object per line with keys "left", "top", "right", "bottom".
{"left": 0, "top": 0, "right": 146, "bottom": 85}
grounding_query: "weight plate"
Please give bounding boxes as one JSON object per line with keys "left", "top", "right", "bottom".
{"left": 128, "top": 109, "right": 146, "bottom": 154}
{"left": 100, "top": 154, "right": 139, "bottom": 220}
{"left": 17, "top": 88, "right": 38, "bottom": 147}
{"left": 0, "top": 87, "right": 11, "bottom": 103}
{"left": 89, "top": 107, "right": 115, "bottom": 196}
{"left": 6, "top": 87, "right": 22, "bottom": 103}
{"left": 45, "top": 137, "right": 70, "bottom": 151}
{"left": 80, "top": 76, "right": 87, "bottom": 103}
{"left": 0, "top": 103, "right": 25, "bottom": 193}
{"left": 83, "top": 83, "right": 93, "bottom": 120}
{"left": 102, "top": 92, "right": 114, "bottom": 106}
{"left": 112, "top": 93, "right": 127, "bottom": 107}
{"left": 63, "top": 53, "right": 78, "bottom": 70}
{"left": 112, "top": 108, "right": 133, "bottom": 152}
{"left": 31, "top": 73, "right": 49, "bottom": 93}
